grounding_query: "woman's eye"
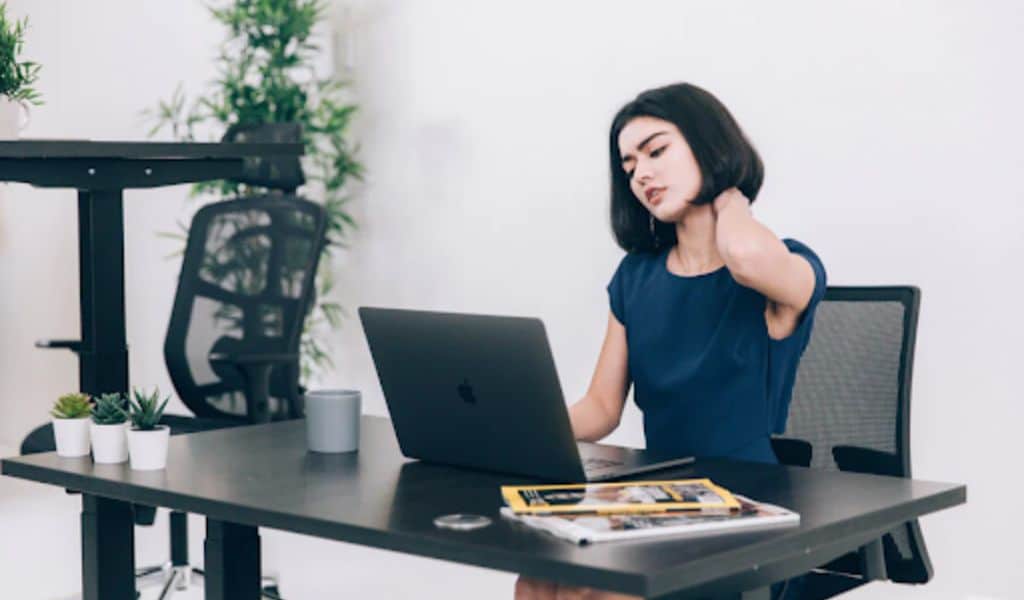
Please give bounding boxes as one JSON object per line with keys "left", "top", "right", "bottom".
{"left": 650, "top": 145, "right": 668, "bottom": 158}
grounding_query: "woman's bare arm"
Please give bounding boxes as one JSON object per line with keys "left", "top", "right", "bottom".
{"left": 568, "top": 311, "right": 630, "bottom": 442}
{"left": 713, "top": 188, "right": 816, "bottom": 314}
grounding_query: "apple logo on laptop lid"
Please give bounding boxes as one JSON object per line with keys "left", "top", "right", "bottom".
{"left": 457, "top": 379, "right": 477, "bottom": 405}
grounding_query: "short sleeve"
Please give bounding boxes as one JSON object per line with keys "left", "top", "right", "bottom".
{"left": 780, "top": 238, "right": 827, "bottom": 342}
{"left": 606, "top": 254, "right": 631, "bottom": 326}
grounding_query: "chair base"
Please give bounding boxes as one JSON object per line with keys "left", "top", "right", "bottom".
{"left": 137, "top": 511, "right": 283, "bottom": 599}
{"left": 136, "top": 561, "right": 282, "bottom": 599}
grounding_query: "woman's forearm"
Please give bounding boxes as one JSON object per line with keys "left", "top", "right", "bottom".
{"left": 568, "top": 395, "right": 620, "bottom": 442}
{"left": 713, "top": 188, "right": 787, "bottom": 276}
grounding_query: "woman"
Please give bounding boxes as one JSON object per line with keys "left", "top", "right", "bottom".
{"left": 514, "top": 83, "right": 826, "bottom": 600}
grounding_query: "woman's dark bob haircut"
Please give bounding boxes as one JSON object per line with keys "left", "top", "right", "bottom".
{"left": 609, "top": 82, "right": 763, "bottom": 253}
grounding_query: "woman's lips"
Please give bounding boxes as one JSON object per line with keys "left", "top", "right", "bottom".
{"left": 646, "top": 187, "right": 666, "bottom": 205}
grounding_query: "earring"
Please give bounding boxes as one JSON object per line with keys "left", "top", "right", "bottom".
{"left": 649, "top": 214, "right": 658, "bottom": 243}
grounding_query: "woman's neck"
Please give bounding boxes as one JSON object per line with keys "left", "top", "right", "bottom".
{"left": 670, "top": 204, "right": 724, "bottom": 275}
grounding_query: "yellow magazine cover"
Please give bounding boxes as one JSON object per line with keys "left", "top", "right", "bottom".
{"left": 501, "top": 478, "right": 741, "bottom": 516}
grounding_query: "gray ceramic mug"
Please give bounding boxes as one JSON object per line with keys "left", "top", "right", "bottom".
{"left": 304, "top": 389, "right": 361, "bottom": 453}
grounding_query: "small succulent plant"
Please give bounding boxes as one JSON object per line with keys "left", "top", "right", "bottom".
{"left": 91, "top": 392, "right": 129, "bottom": 425}
{"left": 127, "top": 387, "right": 170, "bottom": 431}
{"left": 51, "top": 393, "right": 92, "bottom": 419}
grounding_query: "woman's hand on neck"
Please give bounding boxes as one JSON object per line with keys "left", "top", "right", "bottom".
{"left": 710, "top": 187, "right": 755, "bottom": 267}
{"left": 711, "top": 187, "right": 751, "bottom": 217}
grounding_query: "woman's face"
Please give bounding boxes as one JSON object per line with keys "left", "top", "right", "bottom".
{"left": 617, "top": 116, "right": 702, "bottom": 223}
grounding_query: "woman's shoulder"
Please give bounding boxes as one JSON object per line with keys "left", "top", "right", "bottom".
{"left": 616, "top": 248, "right": 665, "bottom": 271}
{"left": 611, "top": 249, "right": 664, "bottom": 282}
{"left": 780, "top": 237, "right": 827, "bottom": 280}
{"left": 781, "top": 238, "right": 823, "bottom": 261}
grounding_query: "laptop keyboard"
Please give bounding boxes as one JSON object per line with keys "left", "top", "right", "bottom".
{"left": 582, "top": 457, "right": 623, "bottom": 471}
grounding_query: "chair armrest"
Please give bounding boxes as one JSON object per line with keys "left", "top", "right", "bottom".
{"left": 208, "top": 352, "right": 298, "bottom": 365}
{"left": 770, "top": 436, "right": 813, "bottom": 467}
{"left": 832, "top": 445, "right": 903, "bottom": 477}
{"left": 35, "top": 339, "right": 82, "bottom": 353}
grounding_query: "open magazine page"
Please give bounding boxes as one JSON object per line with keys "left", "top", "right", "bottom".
{"left": 501, "top": 478, "right": 740, "bottom": 515}
{"left": 500, "top": 496, "right": 799, "bottom": 545}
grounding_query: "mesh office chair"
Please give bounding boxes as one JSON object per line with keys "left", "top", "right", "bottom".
{"left": 770, "top": 286, "right": 932, "bottom": 599}
{"left": 23, "top": 123, "right": 326, "bottom": 599}
{"left": 136, "top": 193, "right": 326, "bottom": 600}
{"left": 137, "top": 123, "right": 325, "bottom": 600}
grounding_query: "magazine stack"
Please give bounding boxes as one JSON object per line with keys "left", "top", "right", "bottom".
{"left": 499, "top": 478, "right": 799, "bottom": 545}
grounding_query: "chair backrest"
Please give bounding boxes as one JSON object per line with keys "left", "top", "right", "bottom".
{"left": 222, "top": 122, "right": 306, "bottom": 192}
{"left": 163, "top": 194, "right": 326, "bottom": 421}
{"left": 773, "top": 286, "right": 932, "bottom": 584}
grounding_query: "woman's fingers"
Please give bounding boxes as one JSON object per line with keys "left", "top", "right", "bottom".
{"left": 514, "top": 575, "right": 559, "bottom": 600}
{"left": 514, "top": 577, "right": 641, "bottom": 600}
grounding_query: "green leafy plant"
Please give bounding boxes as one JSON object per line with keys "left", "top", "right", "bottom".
{"left": 145, "top": 0, "right": 363, "bottom": 383}
{"left": 0, "top": 3, "right": 42, "bottom": 104}
{"left": 92, "top": 393, "right": 129, "bottom": 425}
{"left": 51, "top": 393, "right": 92, "bottom": 419}
{"left": 127, "top": 388, "right": 170, "bottom": 431}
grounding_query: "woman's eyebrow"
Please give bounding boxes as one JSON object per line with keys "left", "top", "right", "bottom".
{"left": 620, "top": 131, "right": 669, "bottom": 162}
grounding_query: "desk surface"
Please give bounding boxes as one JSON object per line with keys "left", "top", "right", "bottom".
{"left": 0, "top": 139, "right": 304, "bottom": 188}
{"left": 0, "top": 140, "right": 304, "bottom": 159}
{"left": 0, "top": 417, "right": 966, "bottom": 598}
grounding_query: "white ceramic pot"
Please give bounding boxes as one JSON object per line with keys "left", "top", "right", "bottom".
{"left": 0, "top": 98, "right": 28, "bottom": 139}
{"left": 90, "top": 422, "right": 129, "bottom": 464}
{"left": 52, "top": 417, "right": 91, "bottom": 458}
{"left": 126, "top": 426, "right": 170, "bottom": 470}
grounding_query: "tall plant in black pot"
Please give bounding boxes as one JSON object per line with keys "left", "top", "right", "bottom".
{"left": 146, "top": 0, "right": 363, "bottom": 383}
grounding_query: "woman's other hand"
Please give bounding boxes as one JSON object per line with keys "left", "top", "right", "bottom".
{"left": 712, "top": 187, "right": 750, "bottom": 216}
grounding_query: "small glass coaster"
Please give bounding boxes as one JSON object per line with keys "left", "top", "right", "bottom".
{"left": 433, "top": 513, "right": 492, "bottom": 531}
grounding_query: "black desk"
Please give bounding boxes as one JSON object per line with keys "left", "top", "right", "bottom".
{"left": 1, "top": 416, "right": 966, "bottom": 600}
{"left": 0, "top": 140, "right": 303, "bottom": 396}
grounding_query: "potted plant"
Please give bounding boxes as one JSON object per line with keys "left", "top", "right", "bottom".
{"left": 51, "top": 393, "right": 92, "bottom": 457}
{"left": 90, "top": 393, "right": 130, "bottom": 464}
{"left": 125, "top": 388, "right": 171, "bottom": 470}
{"left": 0, "top": 2, "right": 42, "bottom": 138}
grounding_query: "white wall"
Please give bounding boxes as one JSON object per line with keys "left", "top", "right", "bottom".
{"left": 0, "top": 0, "right": 225, "bottom": 447}
{"left": 1, "top": 1, "right": 1021, "bottom": 598}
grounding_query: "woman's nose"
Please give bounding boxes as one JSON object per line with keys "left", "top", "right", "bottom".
{"left": 634, "top": 160, "right": 654, "bottom": 184}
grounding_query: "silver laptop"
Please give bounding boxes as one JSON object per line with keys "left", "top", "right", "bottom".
{"left": 358, "top": 307, "right": 694, "bottom": 482}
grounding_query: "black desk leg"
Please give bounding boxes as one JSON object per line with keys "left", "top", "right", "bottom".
{"left": 81, "top": 495, "right": 135, "bottom": 600}
{"left": 859, "top": 538, "right": 887, "bottom": 580}
{"left": 205, "top": 518, "right": 261, "bottom": 600}
{"left": 77, "top": 189, "right": 129, "bottom": 396}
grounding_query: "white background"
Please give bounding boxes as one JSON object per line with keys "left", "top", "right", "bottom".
{"left": 0, "top": 1, "right": 1020, "bottom": 598}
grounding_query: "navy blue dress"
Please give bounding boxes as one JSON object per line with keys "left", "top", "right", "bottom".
{"left": 607, "top": 238, "right": 827, "bottom": 464}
